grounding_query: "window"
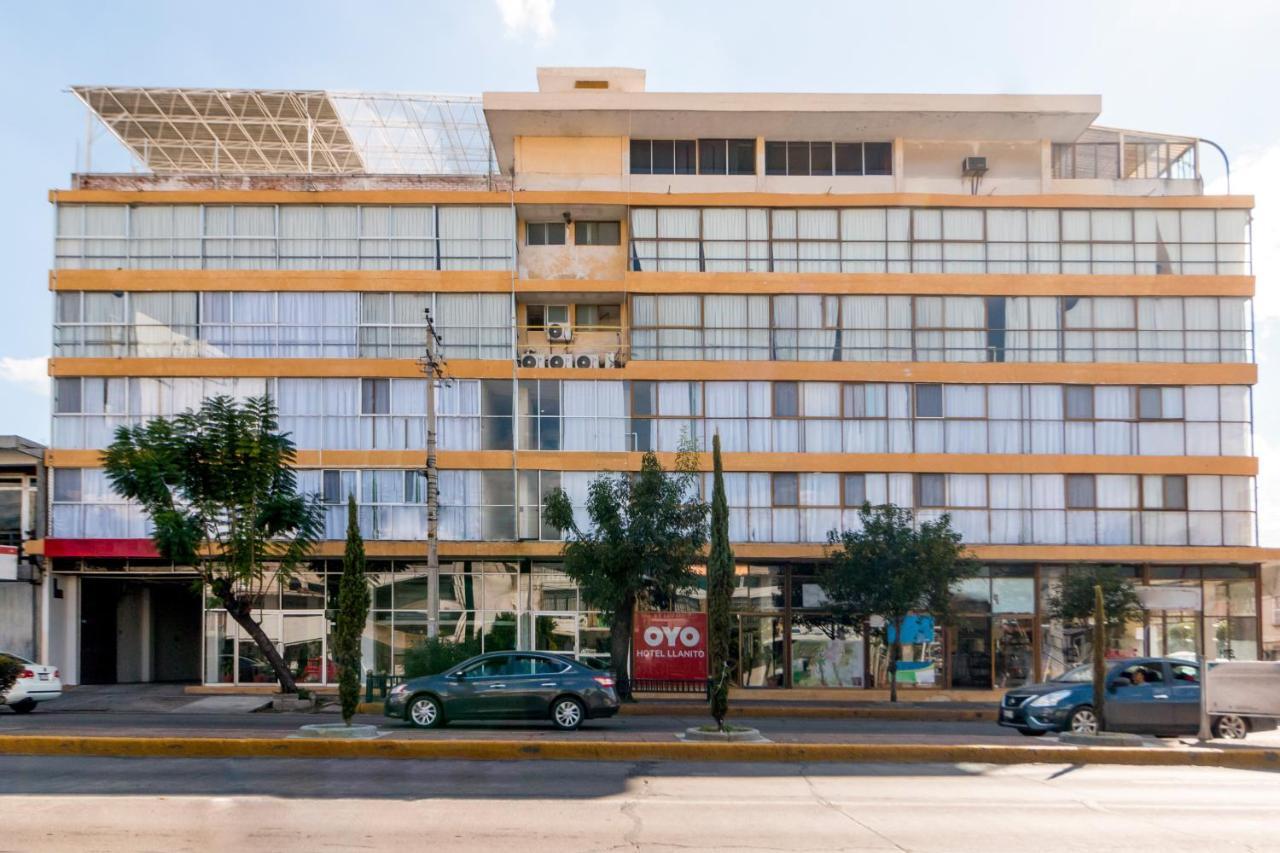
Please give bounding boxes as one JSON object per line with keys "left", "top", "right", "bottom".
{"left": 917, "top": 474, "right": 946, "bottom": 508}
{"left": 54, "top": 468, "right": 82, "bottom": 503}
{"left": 1066, "top": 474, "right": 1096, "bottom": 509}
{"left": 361, "top": 378, "right": 390, "bottom": 415}
{"left": 842, "top": 473, "right": 867, "bottom": 507}
{"left": 54, "top": 378, "right": 82, "bottom": 414}
{"left": 527, "top": 304, "right": 569, "bottom": 331}
{"left": 698, "top": 139, "right": 756, "bottom": 175}
{"left": 1171, "top": 663, "right": 1199, "bottom": 683}
{"left": 1145, "top": 475, "right": 1188, "bottom": 510}
{"left": 574, "top": 304, "right": 620, "bottom": 328}
{"left": 630, "top": 139, "right": 696, "bottom": 175}
{"left": 1065, "top": 386, "right": 1094, "bottom": 420}
{"left": 460, "top": 656, "right": 510, "bottom": 678}
{"left": 772, "top": 473, "right": 799, "bottom": 507}
{"left": 508, "top": 654, "right": 568, "bottom": 676}
{"left": 1138, "top": 386, "right": 1176, "bottom": 420}
{"left": 322, "top": 471, "right": 343, "bottom": 504}
{"left": 915, "top": 384, "right": 943, "bottom": 418}
{"left": 773, "top": 382, "right": 800, "bottom": 417}
{"left": 575, "top": 221, "right": 620, "bottom": 246}
{"left": 765, "top": 141, "right": 892, "bottom": 177}
{"left": 526, "top": 222, "right": 566, "bottom": 246}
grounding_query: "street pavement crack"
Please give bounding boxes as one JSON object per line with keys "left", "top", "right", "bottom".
{"left": 799, "top": 763, "right": 909, "bottom": 852}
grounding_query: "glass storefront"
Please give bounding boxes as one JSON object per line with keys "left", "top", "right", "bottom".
{"left": 200, "top": 559, "right": 1263, "bottom": 688}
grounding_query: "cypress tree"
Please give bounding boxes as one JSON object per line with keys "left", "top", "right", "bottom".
{"left": 336, "top": 495, "right": 370, "bottom": 725}
{"left": 707, "top": 433, "right": 735, "bottom": 730}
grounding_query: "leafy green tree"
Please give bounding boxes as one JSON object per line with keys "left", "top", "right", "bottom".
{"left": 102, "top": 395, "right": 322, "bottom": 693}
{"left": 543, "top": 447, "right": 708, "bottom": 699}
{"left": 706, "top": 434, "right": 734, "bottom": 730}
{"left": 821, "top": 504, "right": 978, "bottom": 702}
{"left": 335, "top": 496, "right": 370, "bottom": 724}
{"left": 0, "top": 654, "right": 22, "bottom": 699}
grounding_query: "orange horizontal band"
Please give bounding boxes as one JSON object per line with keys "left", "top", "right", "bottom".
{"left": 43, "top": 448, "right": 1257, "bottom": 477}
{"left": 48, "top": 358, "right": 1258, "bottom": 386}
{"left": 49, "top": 268, "right": 1254, "bottom": 299}
{"left": 23, "top": 537, "right": 1278, "bottom": 564}
{"left": 49, "top": 189, "right": 1253, "bottom": 210}
{"left": 51, "top": 269, "right": 514, "bottom": 293}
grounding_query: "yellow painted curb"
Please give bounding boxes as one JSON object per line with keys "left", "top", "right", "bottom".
{"left": 0, "top": 735, "right": 1276, "bottom": 771}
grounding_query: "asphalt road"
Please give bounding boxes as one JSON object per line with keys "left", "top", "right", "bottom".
{"left": 2, "top": 756, "right": 1278, "bottom": 851}
{"left": 0, "top": 707, "right": 1023, "bottom": 743}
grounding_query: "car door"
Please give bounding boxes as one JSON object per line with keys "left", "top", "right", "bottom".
{"left": 1107, "top": 661, "right": 1172, "bottom": 733}
{"left": 447, "top": 655, "right": 517, "bottom": 719}
{"left": 505, "top": 654, "right": 570, "bottom": 717}
{"left": 1166, "top": 662, "right": 1203, "bottom": 731}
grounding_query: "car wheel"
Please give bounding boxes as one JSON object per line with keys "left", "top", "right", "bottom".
{"left": 1214, "top": 714, "right": 1249, "bottom": 740}
{"left": 407, "top": 695, "right": 444, "bottom": 729}
{"left": 1068, "top": 706, "right": 1098, "bottom": 735}
{"left": 1016, "top": 728, "right": 1047, "bottom": 737}
{"left": 8, "top": 698, "right": 36, "bottom": 714}
{"left": 551, "top": 697, "right": 585, "bottom": 731}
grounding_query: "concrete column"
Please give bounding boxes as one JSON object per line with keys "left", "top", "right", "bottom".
{"left": 139, "top": 587, "right": 152, "bottom": 683}
{"left": 893, "top": 139, "right": 906, "bottom": 192}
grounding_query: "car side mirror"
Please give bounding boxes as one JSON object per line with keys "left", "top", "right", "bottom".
{"left": 448, "top": 672, "right": 464, "bottom": 680}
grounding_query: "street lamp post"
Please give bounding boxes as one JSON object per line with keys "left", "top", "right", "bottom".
{"left": 418, "top": 308, "right": 448, "bottom": 639}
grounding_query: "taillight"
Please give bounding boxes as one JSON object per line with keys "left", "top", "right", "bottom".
{"left": 20, "top": 669, "right": 34, "bottom": 679}
{"left": 53, "top": 669, "right": 60, "bottom": 679}
{"left": 593, "top": 676, "right": 615, "bottom": 688}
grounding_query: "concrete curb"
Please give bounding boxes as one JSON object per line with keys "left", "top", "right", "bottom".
{"left": 0, "top": 735, "right": 1276, "bottom": 770}
{"left": 360, "top": 701, "right": 996, "bottom": 722}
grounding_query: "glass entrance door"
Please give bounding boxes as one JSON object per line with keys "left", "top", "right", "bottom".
{"left": 950, "top": 617, "right": 993, "bottom": 688}
{"left": 994, "top": 616, "right": 1033, "bottom": 688}
{"left": 737, "top": 615, "right": 785, "bottom": 687}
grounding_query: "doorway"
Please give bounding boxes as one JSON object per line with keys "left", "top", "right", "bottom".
{"left": 78, "top": 578, "right": 201, "bottom": 685}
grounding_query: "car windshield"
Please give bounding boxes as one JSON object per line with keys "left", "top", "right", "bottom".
{"left": 1054, "top": 665, "right": 1097, "bottom": 683}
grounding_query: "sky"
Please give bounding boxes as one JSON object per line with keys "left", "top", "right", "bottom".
{"left": 2, "top": 0, "right": 1278, "bottom": 541}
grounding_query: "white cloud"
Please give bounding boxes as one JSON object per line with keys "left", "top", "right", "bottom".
{"left": 0, "top": 357, "right": 48, "bottom": 397}
{"left": 495, "top": 0, "right": 556, "bottom": 41}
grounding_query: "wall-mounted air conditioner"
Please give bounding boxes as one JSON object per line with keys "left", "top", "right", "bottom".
{"left": 961, "top": 156, "right": 988, "bottom": 176}
{"left": 547, "top": 322, "right": 572, "bottom": 342}
{"left": 546, "top": 353, "right": 568, "bottom": 369}
{"left": 518, "top": 352, "right": 539, "bottom": 368}
{"left": 573, "top": 353, "right": 599, "bottom": 369}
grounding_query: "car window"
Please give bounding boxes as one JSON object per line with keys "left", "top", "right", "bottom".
{"left": 532, "top": 657, "right": 567, "bottom": 675}
{"left": 1055, "top": 665, "right": 1094, "bottom": 682}
{"left": 0, "top": 652, "right": 32, "bottom": 665}
{"left": 1171, "top": 664, "right": 1200, "bottom": 683}
{"left": 507, "top": 655, "right": 564, "bottom": 676}
{"left": 460, "top": 657, "right": 509, "bottom": 679}
{"left": 1115, "top": 663, "right": 1163, "bottom": 686}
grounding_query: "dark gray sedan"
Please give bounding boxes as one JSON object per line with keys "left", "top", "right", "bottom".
{"left": 384, "top": 652, "right": 620, "bottom": 730}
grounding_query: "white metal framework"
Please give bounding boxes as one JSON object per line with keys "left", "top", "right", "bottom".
{"left": 71, "top": 87, "right": 495, "bottom": 176}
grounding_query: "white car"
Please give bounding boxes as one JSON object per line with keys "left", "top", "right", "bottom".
{"left": 1, "top": 652, "right": 61, "bottom": 713}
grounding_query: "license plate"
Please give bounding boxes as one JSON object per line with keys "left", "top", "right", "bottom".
{"left": 38, "top": 673, "right": 49, "bottom": 681}
{"left": 1001, "top": 709, "right": 1013, "bottom": 720}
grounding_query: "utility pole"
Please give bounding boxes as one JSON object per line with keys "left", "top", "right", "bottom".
{"left": 418, "top": 308, "right": 448, "bottom": 638}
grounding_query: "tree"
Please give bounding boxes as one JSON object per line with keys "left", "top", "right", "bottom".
{"left": 1047, "top": 566, "right": 1142, "bottom": 733}
{"left": 543, "top": 447, "right": 708, "bottom": 699}
{"left": 0, "top": 654, "right": 21, "bottom": 700}
{"left": 103, "top": 395, "right": 322, "bottom": 693}
{"left": 706, "top": 434, "right": 734, "bottom": 730}
{"left": 335, "top": 496, "right": 370, "bottom": 724}
{"left": 820, "top": 503, "right": 978, "bottom": 702}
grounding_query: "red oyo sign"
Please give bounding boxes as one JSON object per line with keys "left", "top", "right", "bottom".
{"left": 632, "top": 611, "right": 708, "bottom": 682}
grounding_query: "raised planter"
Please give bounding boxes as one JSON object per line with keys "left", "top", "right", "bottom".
{"left": 681, "top": 725, "right": 769, "bottom": 743}
{"left": 289, "top": 723, "right": 382, "bottom": 740}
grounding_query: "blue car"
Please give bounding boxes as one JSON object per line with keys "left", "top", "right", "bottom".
{"left": 998, "top": 657, "right": 1276, "bottom": 739}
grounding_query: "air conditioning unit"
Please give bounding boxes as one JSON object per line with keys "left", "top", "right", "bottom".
{"left": 573, "top": 353, "right": 599, "bottom": 369}
{"left": 518, "top": 352, "right": 539, "bottom": 368}
{"left": 547, "top": 322, "right": 572, "bottom": 342}
{"left": 546, "top": 353, "right": 568, "bottom": 369}
{"left": 961, "top": 156, "right": 989, "bottom": 176}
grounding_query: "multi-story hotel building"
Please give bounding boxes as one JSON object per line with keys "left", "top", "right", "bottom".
{"left": 36, "top": 67, "right": 1277, "bottom": 691}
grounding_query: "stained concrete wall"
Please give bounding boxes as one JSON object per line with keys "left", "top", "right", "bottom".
{"left": 0, "top": 581, "right": 35, "bottom": 659}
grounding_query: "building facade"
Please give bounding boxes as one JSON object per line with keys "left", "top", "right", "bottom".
{"left": 39, "top": 68, "right": 1276, "bottom": 690}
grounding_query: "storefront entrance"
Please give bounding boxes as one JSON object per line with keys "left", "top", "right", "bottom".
{"left": 79, "top": 578, "right": 201, "bottom": 684}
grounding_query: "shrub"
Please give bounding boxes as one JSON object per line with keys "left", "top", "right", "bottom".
{"left": 0, "top": 654, "right": 21, "bottom": 698}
